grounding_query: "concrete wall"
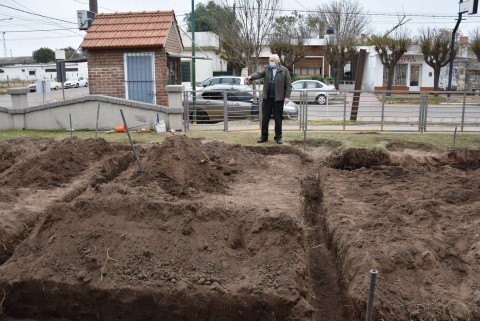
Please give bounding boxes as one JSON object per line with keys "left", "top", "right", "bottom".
{"left": 0, "top": 95, "right": 183, "bottom": 131}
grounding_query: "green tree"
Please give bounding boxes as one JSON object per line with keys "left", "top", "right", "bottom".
{"left": 418, "top": 28, "right": 456, "bottom": 91}
{"left": 269, "top": 12, "right": 311, "bottom": 71}
{"left": 217, "top": 0, "right": 280, "bottom": 75}
{"left": 183, "top": 1, "right": 226, "bottom": 32}
{"left": 61, "top": 46, "right": 86, "bottom": 60}
{"left": 32, "top": 47, "right": 55, "bottom": 63}
{"left": 470, "top": 27, "right": 480, "bottom": 61}
{"left": 368, "top": 17, "right": 411, "bottom": 93}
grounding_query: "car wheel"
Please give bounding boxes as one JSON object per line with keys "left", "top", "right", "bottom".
{"left": 85, "top": 82, "right": 88, "bottom": 87}
{"left": 190, "top": 111, "right": 210, "bottom": 124}
{"left": 316, "top": 94, "right": 327, "bottom": 105}
{"left": 75, "top": 83, "right": 79, "bottom": 88}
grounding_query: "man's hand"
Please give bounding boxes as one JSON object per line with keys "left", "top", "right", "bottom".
{"left": 244, "top": 76, "right": 250, "bottom": 85}
{"left": 284, "top": 98, "right": 290, "bottom": 104}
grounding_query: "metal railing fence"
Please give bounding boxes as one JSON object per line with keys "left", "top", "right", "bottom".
{"left": 182, "top": 88, "right": 480, "bottom": 133}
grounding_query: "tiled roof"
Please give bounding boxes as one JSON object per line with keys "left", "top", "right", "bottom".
{"left": 0, "top": 56, "right": 36, "bottom": 65}
{"left": 81, "top": 11, "right": 176, "bottom": 49}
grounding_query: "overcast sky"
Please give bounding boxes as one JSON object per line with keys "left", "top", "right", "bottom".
{"left": 0, "top": 0, "right": 479, "bottom": 57}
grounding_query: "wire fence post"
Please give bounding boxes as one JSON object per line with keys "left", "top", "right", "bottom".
{"left": 365, "top": 269, "right": 378, "bottom": 321}
{"left": 95, "top": 103, "right": 100, "bottom": 141}
{"left": 343, "top": 90, "right": 347, "bottom": 131}
{"left": 183, "top": 90, "right": 189, "bottom": 132}
{"left": 301, "top": 91, "right": 308, "bottom": 152}
{"left": 223, "top": 90, "right": 228, "bottom": 132}
{"left": 69, "top": 113, "right": 73, "bottom": 138}
{"left": 423, "top": 93, "right": 429, "bottom": 132}
{"left": 453, "top": 126, "right": 458, "bottom": 150}
{"left": 380, "top": 92, "right": 386, "bottom": 131}
{"left": 461, "top": 91, "right": 466, "bottom": 132}
{"left": 120, "top": 109, "right": 143, "bottom": 173}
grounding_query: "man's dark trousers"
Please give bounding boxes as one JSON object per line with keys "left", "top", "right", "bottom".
{"left": 261, "top": 98, "right": 284, "bottom": 140}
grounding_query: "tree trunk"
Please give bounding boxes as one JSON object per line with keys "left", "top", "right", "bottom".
{"left": 233, "top": 65, "right": 243, "bottom": 76}
{"left": 432, "top": 67, "right": 441, "bottom": 97}
{"left": 334, "top": 64, "right": 343, "bottom": 90}
{"left": 386, "top": 65, "right": 395, "bottom": 95}
{"left": 433, "top": 67, "right": 440, "bottom": 92}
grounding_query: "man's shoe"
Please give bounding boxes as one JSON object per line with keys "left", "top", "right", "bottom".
{"left": 275, "top": 138, "right": 283, "bottom": 145}
{"left": 257, "top": 138, "right": 268, "bottom": 143}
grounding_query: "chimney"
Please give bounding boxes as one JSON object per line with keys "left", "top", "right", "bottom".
{"left": 89, "top": 0, "right": 98, "bottom": 13}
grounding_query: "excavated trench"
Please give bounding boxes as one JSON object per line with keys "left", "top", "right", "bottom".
{"left": 0, "top": 137, "right": 349, "bottom": 321}
{"left": 2, "top": 137, "right": 480, "bottom": 321}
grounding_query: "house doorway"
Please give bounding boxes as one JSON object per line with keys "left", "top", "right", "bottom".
{"left": 124, "top": 52, "right": 156, "bottom": 104}
{"left": 409, "top": 65, "right": 421, "bottom": 91}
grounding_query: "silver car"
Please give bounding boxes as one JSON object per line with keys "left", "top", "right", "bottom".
{"left": 290, "top": 80, "right": 338, "bottom": 105}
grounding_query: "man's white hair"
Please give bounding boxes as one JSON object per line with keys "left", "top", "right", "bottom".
{"left": 270, "top": 54, "right": 280, "bottom": 62}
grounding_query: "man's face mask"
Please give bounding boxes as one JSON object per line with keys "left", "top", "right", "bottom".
{"left": 269, "top": 61, "right": 276, "bottom": 68}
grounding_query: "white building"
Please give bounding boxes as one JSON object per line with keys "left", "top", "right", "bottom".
{"left": 180, "top": 32, "right": 229, "bottom": 87}
{"left": 0, "top": 61, "right": 88, "bottom": 83}
{"left": 361, "top": 38, "right": 475, "bottom": 92}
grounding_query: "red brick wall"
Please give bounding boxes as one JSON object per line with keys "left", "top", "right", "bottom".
{"left": 87, "top": 49, "right": 125, "bottom": 99}
{"left": 165, "top": 23, "right": 183, "bottom": 53}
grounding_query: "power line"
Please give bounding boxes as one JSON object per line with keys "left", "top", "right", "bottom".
{"left": 0, "top": 4, "right": 77, "bottom": 24}
{"left": 6, "top": 28, "right": 81, "bottom": 33}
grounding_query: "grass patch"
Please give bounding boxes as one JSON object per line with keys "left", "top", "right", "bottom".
{"left": 0, "top": 130, "right": 478, "bottom": 150}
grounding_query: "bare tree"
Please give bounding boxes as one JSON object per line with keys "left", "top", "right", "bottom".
{"left": 369, "top": 17, "right": 411, "bottom": 93}
{"left": 418, "top": 27, "right": 456, "bottom": 91}
{"left": 470, "top": 27, "right": 480, "bottom": 61}
{"left": 269, "top": 12, "right": 312, "bottom": 71}
{"left": 214, "top": 0, "right": 280, "bottom": 75}
{"left": 309, "top": 0, "right": 370, "bottom": 88}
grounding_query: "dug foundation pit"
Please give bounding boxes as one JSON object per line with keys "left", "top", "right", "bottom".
{"left": 0, "top": 136, "right": 479, "bottom": 321}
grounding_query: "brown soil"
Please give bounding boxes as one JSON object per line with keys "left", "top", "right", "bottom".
{"left": 0, "top": 136, "right": 479, "bottom": 321}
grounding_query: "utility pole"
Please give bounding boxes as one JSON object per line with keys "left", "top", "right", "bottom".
{"left": 191, "top": 0, "right": 197, "bottom": 122}
{"left": 2, "top": 32, "right": 6, "bottom": 58}
{"left": 447, "top": 9, "right": 463, "bottom": 95}
{"left": 0, "top": 18, "right": 12, "bottom": 58}
{"left": 191, "top": 0, "right": 196, "bottom": 92}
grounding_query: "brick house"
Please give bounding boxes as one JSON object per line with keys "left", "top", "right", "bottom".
{"left": 80, "top": 11, "right": 183, "bottom": 106}
{"left": 255, "top": 39, "right": 332, "bottom": 78}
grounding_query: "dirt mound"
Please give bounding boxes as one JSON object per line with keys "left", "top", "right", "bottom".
{"left": 290, "top": 138, "right": 342, "bottom": 148}
{"left": 0, "top": 138, "right": 314, "bottom": 320}
{"left": 1, "top": 138, "right": 117, "bottom": 188}
{"left": 327, "top": 148, "right": 391, "bottom": 169}
{"left": 319, "top": 165, "right": 480, "bottom": 320}
{"left": 0, "top": 138, "right": 53, "bottom": 174}
{"left": 132, "top": 136, "right": 234, "bottom": 196}
{"left": 200, "top": 141, "right": 263, "bottom": 171}
{"left": 2, "top": 136, "right": 480, "bottom": 321}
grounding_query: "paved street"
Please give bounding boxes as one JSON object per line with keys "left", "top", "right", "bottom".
{"left": 0, "top": 86, "right": 90, "bottom": 108}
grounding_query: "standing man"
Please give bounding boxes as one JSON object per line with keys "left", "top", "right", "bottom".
{"left": 245, "top": 54, "right": 292, "bottom": 144}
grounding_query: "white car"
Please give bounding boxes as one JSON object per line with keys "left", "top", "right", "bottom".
{"left": 49, "top": 80, "right": 62, "bottom": 90}
{"left": 64, "top": 76, "right": 88, "bottom": 89}
{"left": 290, "top": 80, "right": 338, "bottom": 105}
{"left": 27, "top": 80, "right": 62, "bottom": 92}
